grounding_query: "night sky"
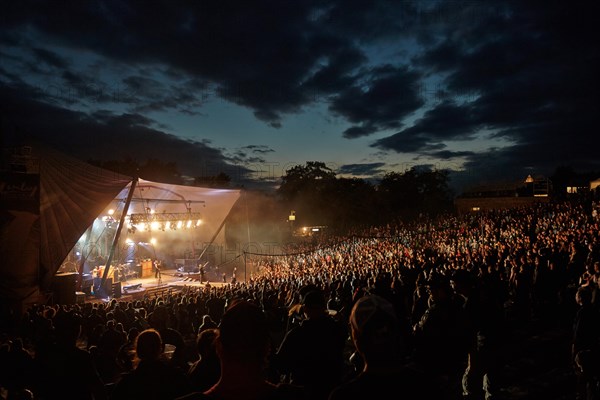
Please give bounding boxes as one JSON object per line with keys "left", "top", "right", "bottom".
{"left": 1, "top": 1, "right": 598, "bottom": 192}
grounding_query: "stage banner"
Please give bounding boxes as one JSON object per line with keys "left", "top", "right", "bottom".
{"left": 0, "top": 171, "right": 40, "bottom": 213}
{"left": 0, "top": 171, "right": 41, "bottom": 301}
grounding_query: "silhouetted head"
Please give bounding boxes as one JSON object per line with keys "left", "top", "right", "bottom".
{"left": 350, "top": 294, "right": 403, "bottom": 367}
{"left": 135, "top": 329, "right": 163, "bottom": 361}
{"left": 217, "top": 300, "right": 269, "bottom": 365}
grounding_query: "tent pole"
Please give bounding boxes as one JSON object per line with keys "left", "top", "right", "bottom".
{"left": 196, "top": 214, "right": 228, "bottom": 263}
{"left": 76, "top": 225, "right": 93, "bottom": 291}
{"left": 99, "top": 177, "right": 138, "bottom": 296}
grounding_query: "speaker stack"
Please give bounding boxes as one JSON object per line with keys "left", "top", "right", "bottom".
{"left": 52, "top": 273, "right": 78, "bottom": 305}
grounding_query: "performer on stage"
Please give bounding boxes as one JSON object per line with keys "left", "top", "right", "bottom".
{"left": 92, "top": 267, "right": 101, "bottom": 294}
{"left": 199, "top": 264, "right": 206, "bottom": 283}
{"left": 154, "top": 259, "right": 162, "bottom": 279}
{"left": 231, "top": 268, "right": 237, "bottom": 285}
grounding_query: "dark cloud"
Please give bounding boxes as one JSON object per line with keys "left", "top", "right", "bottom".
{"left": 1, "top": 0, "right": 599, "bottom": 192}
{"left": 427, "top": 150, "right": 475, "bottom": 160}
{"left": 373, "top": 101, "right": 478, "bottom": 151}
{"left": 225, "top": 145, "right": 277, "bottom": 167}
{"left": 338, "top": 163, "right": 386, "bottom": 176}
{"left": 0, "top": 83, "right": 249, "bottom": 182}
{"left": 229, "top": 151, "right": 267, "bottom": 165}
{"left": 301, "top": 46, "right": 366, "bottom": 97}
{"left": 342, "top": 125, "right": 378, "bottom": 139}
{"left": 371, "top": 1, "right": 600, "bottom": 187}
{"left": 31, "top": 47, "right": 69, "bottom": 69}
{"left": 120, "top": 75, "right": 207, "bottom": 115}
{"left": 331, "top": 65, "right": 424, "bottom": 138}
{"left": 1, "top": 1, "right": 424, "bottom": 131}
{"left": 372, "top": 132, "right": 444, "bottom": 154}
{"left": 242, "top": 145, "right": 275, "bottom": 155}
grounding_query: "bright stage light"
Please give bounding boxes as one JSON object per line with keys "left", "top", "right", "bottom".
{"left": 150, "top": 238, "right": 157, "bottom": 245}
{"left": 150, "top": 221, "right": 160, "bottom": 230}
{"left": 186, "top": 220, "right": 192, "bottom": 228}
{"left": 108, "top": 209, "right": 114, "bottom": 215}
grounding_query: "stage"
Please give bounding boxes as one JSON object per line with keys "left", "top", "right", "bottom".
{"left": 82, "top": 268, "right": 230, "bottom": 303}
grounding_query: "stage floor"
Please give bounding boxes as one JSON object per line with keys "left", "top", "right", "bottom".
{"left": 84, "top": 268, "right": 230, "bottom": 303}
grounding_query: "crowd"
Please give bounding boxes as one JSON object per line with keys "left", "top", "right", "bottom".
{"left": 0, "top": 198, "right": 599, "bottom": 400}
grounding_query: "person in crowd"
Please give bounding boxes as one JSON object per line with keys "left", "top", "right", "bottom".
{"left": 33, "top": 310, "right": 107, "bottom": 400}
{"left": 116, "top": 327, "right": 140, "bottom": 373}
{"left": 572, "top": 286, "right": 600, "bottom": 400}
{"left": 3, "top": 199, "right": 600, "bottom": 400}
{"left": 274, "top": 287, "right": 347, "bottom": 400}
{"left": 2, "top": 338, "right": 34, "bottom": 399}
{"left": 412, "top": 273, "right": 468, "bottom": 399}
{"left": 110, "top": 328, "right": 192, "bottom": 400}
{"left": 329, "top": 294, "right": 442, "bottom": 399}
{"left": 198, "top": 314, "right": 218, "bottom": 334}
{"left": 177, "top": 300, "right": 304, "bottom": 400}
{"left": 451, "top": 269, "right": 504, "bottom": 400}
{"left": 187, "top": 328, "right": 221, "bottom": 393}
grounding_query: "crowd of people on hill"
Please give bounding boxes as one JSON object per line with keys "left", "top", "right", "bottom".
{"left": 0, "top": 198, "right": 599, "bottom": 400}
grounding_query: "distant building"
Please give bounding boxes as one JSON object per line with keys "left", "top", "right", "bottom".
{"left": 455, "top": 176, "right": 551, "bottom": 214}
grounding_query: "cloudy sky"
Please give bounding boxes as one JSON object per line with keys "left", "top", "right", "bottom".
{"left": 1, "top": 1, "right": 598, "bottom": 192}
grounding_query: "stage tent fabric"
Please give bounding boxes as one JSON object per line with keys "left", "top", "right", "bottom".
{"left": 106, "top": 178, "right": 242, "bottom": 262}
{"left": 0, "top": 145, "right": 241, "bottom": 303}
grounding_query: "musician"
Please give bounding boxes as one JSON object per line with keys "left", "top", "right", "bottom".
{"left": 92, "top": 267, "right": 101, "bottom": 294}
{"left": 120, "top": 264, "right": 130, "bottom": 282}
{"left": 154, "top": 259, "right": 162, "bottom": 279}
{"left": 199, "top": 264, "right": 206, "bottom": 283}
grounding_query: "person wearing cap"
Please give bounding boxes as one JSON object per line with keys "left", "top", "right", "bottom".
{"left": 329, "top": 294, "right": 440, "bottom": 400}
{"left": 274, "top": 288, "right": 348, "bottom": 400}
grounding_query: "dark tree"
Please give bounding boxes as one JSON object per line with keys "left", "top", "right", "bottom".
{"left": 277, "top": 163, "right": 454, "bottom": 230}
{"left": 277, "top": 162, "right": 337, "bottom": 227}
{"left": 278, "top": 162, "right": 336, "bottom": 202}
{"left": 324, "top": 177, "right": 378, "bottom": 231}
{"left": 377, "top": 168, "right": 453, "bottom": 221}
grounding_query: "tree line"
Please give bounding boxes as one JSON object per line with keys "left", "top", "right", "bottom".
{"left": 88, "top": 158, "right": 599, "bottom": 233}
